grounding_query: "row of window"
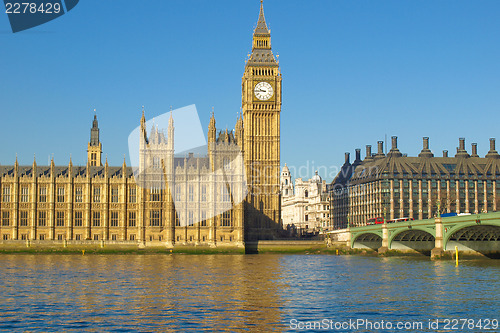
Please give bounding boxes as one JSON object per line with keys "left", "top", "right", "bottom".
{"left": 304, "top": 213, "right": 330, "bottom": 221}
{"left": 0, "top": 184, "right": 234, "bottom": 203}
{"left": 1, "top": 233, "right": 138, "bottom": 241}
{"left": 252, "top": 68, "right": 272, "bottom": 75}
{"left": 0, "top": 210, "right": 233, "bottom": 227}
{"left": 305, "top": 205, "right": 330, "bottom": 211}
{"left": 174, "top": 184, "right": 230, "bottom": 202}
{"left": 2, "top": 233, "right": 236, "bottom": 242}
{"left": 349, "top": 179, "right": 500, "bottom": 192}
{"left": 0, "top": 211, "right": 133, "bottom": 227}
{"left": 1, "top": 185, "right": 137, "bottom": 203}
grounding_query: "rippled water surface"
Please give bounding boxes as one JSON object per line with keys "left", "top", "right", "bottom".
{"left": 0, "top": 254, "right": 498, "bottom": 332}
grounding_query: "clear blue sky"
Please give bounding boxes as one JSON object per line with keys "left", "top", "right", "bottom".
{"left": 1, "top": 0, "right": 499, "bottom": 181}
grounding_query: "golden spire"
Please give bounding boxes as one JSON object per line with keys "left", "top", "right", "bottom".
{"left": 255, "top": 0, "right": 269, "bottom": 35}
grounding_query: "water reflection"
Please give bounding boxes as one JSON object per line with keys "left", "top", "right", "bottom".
{"left": 0, "top": 255, "right": 498, "bottom": 332}
{"left": 0, "top": 255, "right": 287, "bottom": 332}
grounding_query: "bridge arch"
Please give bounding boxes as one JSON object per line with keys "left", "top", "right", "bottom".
{"left": 444, "top": 223, "right": 500, "bottom": 256}
{"left": 351, "top": 232, "right": 382, "bottom": 250}
{"left": 388, "top": 227, "right": 435, "bottom": 254}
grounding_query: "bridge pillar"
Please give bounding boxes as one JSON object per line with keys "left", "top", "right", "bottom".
{"left": 378, "top": 223, "right": 389, "bottom": 254}
{"left": 346, "top": 226, "right": 352, "bottom": 249}
{"left": 431, "top": 217, "right": 444, "bottom": 259}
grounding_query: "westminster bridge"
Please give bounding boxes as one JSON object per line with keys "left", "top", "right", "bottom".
{"left": 342, "top": 211, "right": 500, "bottom": 258}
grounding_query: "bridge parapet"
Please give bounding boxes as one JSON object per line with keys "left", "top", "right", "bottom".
{"left": 348, "top": 212, "right": 500, "bottom": 257}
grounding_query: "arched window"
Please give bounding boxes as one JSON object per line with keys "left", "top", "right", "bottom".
{"left": 223, "top": 157, "right": 230, "bottom": 170}
{"left": 305, "top": 190, "right": 308, "bottom": 198}
{"left": 153, "top": 156, "right": 160, "bottom": 168}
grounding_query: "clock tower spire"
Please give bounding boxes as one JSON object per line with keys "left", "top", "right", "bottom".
{"left": 242, "top": 0, "right": 282, "bottom": 240}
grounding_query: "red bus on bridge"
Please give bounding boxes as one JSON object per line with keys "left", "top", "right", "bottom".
{"left": 367, "top": 217, "right": 384, "bottom": 225}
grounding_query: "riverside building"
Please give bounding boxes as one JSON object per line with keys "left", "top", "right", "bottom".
{"left": 0, "top": 1, "right": 282, "bottom": 246}
{"left": 280, "top": 166, "right": 330, "bottom": 235}
{"left": 329, "top": 137, "right": 500, "bottom": 229}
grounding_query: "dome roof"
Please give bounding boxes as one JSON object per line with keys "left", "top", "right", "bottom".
{"left": 282, "top": 163, "right": 290, "bottom": 173}
{"left": 311, "top": 170, "right": 322, "bottom": 183}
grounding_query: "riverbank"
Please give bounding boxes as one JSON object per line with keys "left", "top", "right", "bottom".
{"left": 0, "top": 240, "right": 496, "bottom": 258}
{"left": 0, "top": 240, "right": 359, "bottom": 255}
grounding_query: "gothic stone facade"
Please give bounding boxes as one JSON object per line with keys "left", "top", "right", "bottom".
{"left": 0, "top": 2, "right": 282, "bottom": 246}
{"left": 330, "top": 137, "right": 500, "bottom": 229}
{"left": 0, "top": 113, "right": 245, "bottom": 246}
{"left": 242, "top": 1, "right": 282, "bottom": 240}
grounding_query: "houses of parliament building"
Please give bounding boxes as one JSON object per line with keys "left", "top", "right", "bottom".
{"left": 0, "top": 1, "right": 282, "bottom": 247}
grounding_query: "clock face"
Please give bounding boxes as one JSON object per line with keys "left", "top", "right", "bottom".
{"left": 254, "top": 81, "right": 274, "bottom": 101}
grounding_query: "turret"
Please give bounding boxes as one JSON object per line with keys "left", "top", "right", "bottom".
{"left": 104, "top": 155, "right": 109, "bottom": 178}
{"left": 68, "top": 155, "right": 73, "bottom": 178}
{"left": 32, "top": 154, "right": 37, "bottom": 179}
{"left": 208, "top": 108, "right": 216, "bottom": 146}
{"left": 235, "top": 111, "right": 244, "bottom": 147}
{"left": 122, "top": 155, "right": 127, "bottom": 178}
{"left": 87, "top": 110, "right": 103, "bottom": 166}
{"left": 139, "top": 106, "right": 149, "bottom": 149}
{"left": 14, "top": 154, "right": 19, "bottom": 177}
{"left": 280, "top": 163, "right": 293, "bottom": 198}
{"left": 50, "top": 157, "right": 55, "bottom": 178}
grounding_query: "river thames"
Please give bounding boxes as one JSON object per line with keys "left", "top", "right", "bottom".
{"left": 0, "top": 254, "right": 498, "bottom": 332}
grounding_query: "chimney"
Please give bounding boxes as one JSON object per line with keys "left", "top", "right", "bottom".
{"left": 374, "top": 141, "right": 385, "bottom": 159}
{"left": 366, "top": 145, "right": 372, "bottom": 158}
{"left": 456, "top": 138, "right": 469, "bottom": 157}
{"left": 378, "top": 141, "right": 384, "bottom": 154}
{"left": 486, "top": 138, "right": 500, "bottom": 159}
{"left": 344, "top": 152, "right": 350, "bottom": 164}
{"left": 443, "top": 150, "right": 448, "bottom": 157}
{"left": 355, "top": 149, "right": 361, "bottom": 161}
{"left": 387, "top": 136, "right": 402, "bottom": 157}
{"left": 459, "top": 138, "right": 465, "bottom": 151}
{"left": 419, "top": 136, "right": 433, "bottom": 158}
{"left": 391, "top": 136, "right": 398, "bottom": 150}
{"left": 471, "top": 143, "right": 478, "bottom": 157}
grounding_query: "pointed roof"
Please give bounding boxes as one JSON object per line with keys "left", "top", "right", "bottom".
{"left": 254, "top": 0, "right": 270, "bottom": 36}
{"left": 209, "top": 107, "right": 216, "bottom": 128}
{"left": 247, "top": 1, "right": 278, "bottom": 67}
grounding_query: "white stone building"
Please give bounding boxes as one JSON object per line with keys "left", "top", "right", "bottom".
{"left": 280, "top": 165, "right": 330, "bottom": 235}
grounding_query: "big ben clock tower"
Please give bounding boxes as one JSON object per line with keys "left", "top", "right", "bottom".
{"left": 242, "top": 0, "right": 282, "bottom": 239}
